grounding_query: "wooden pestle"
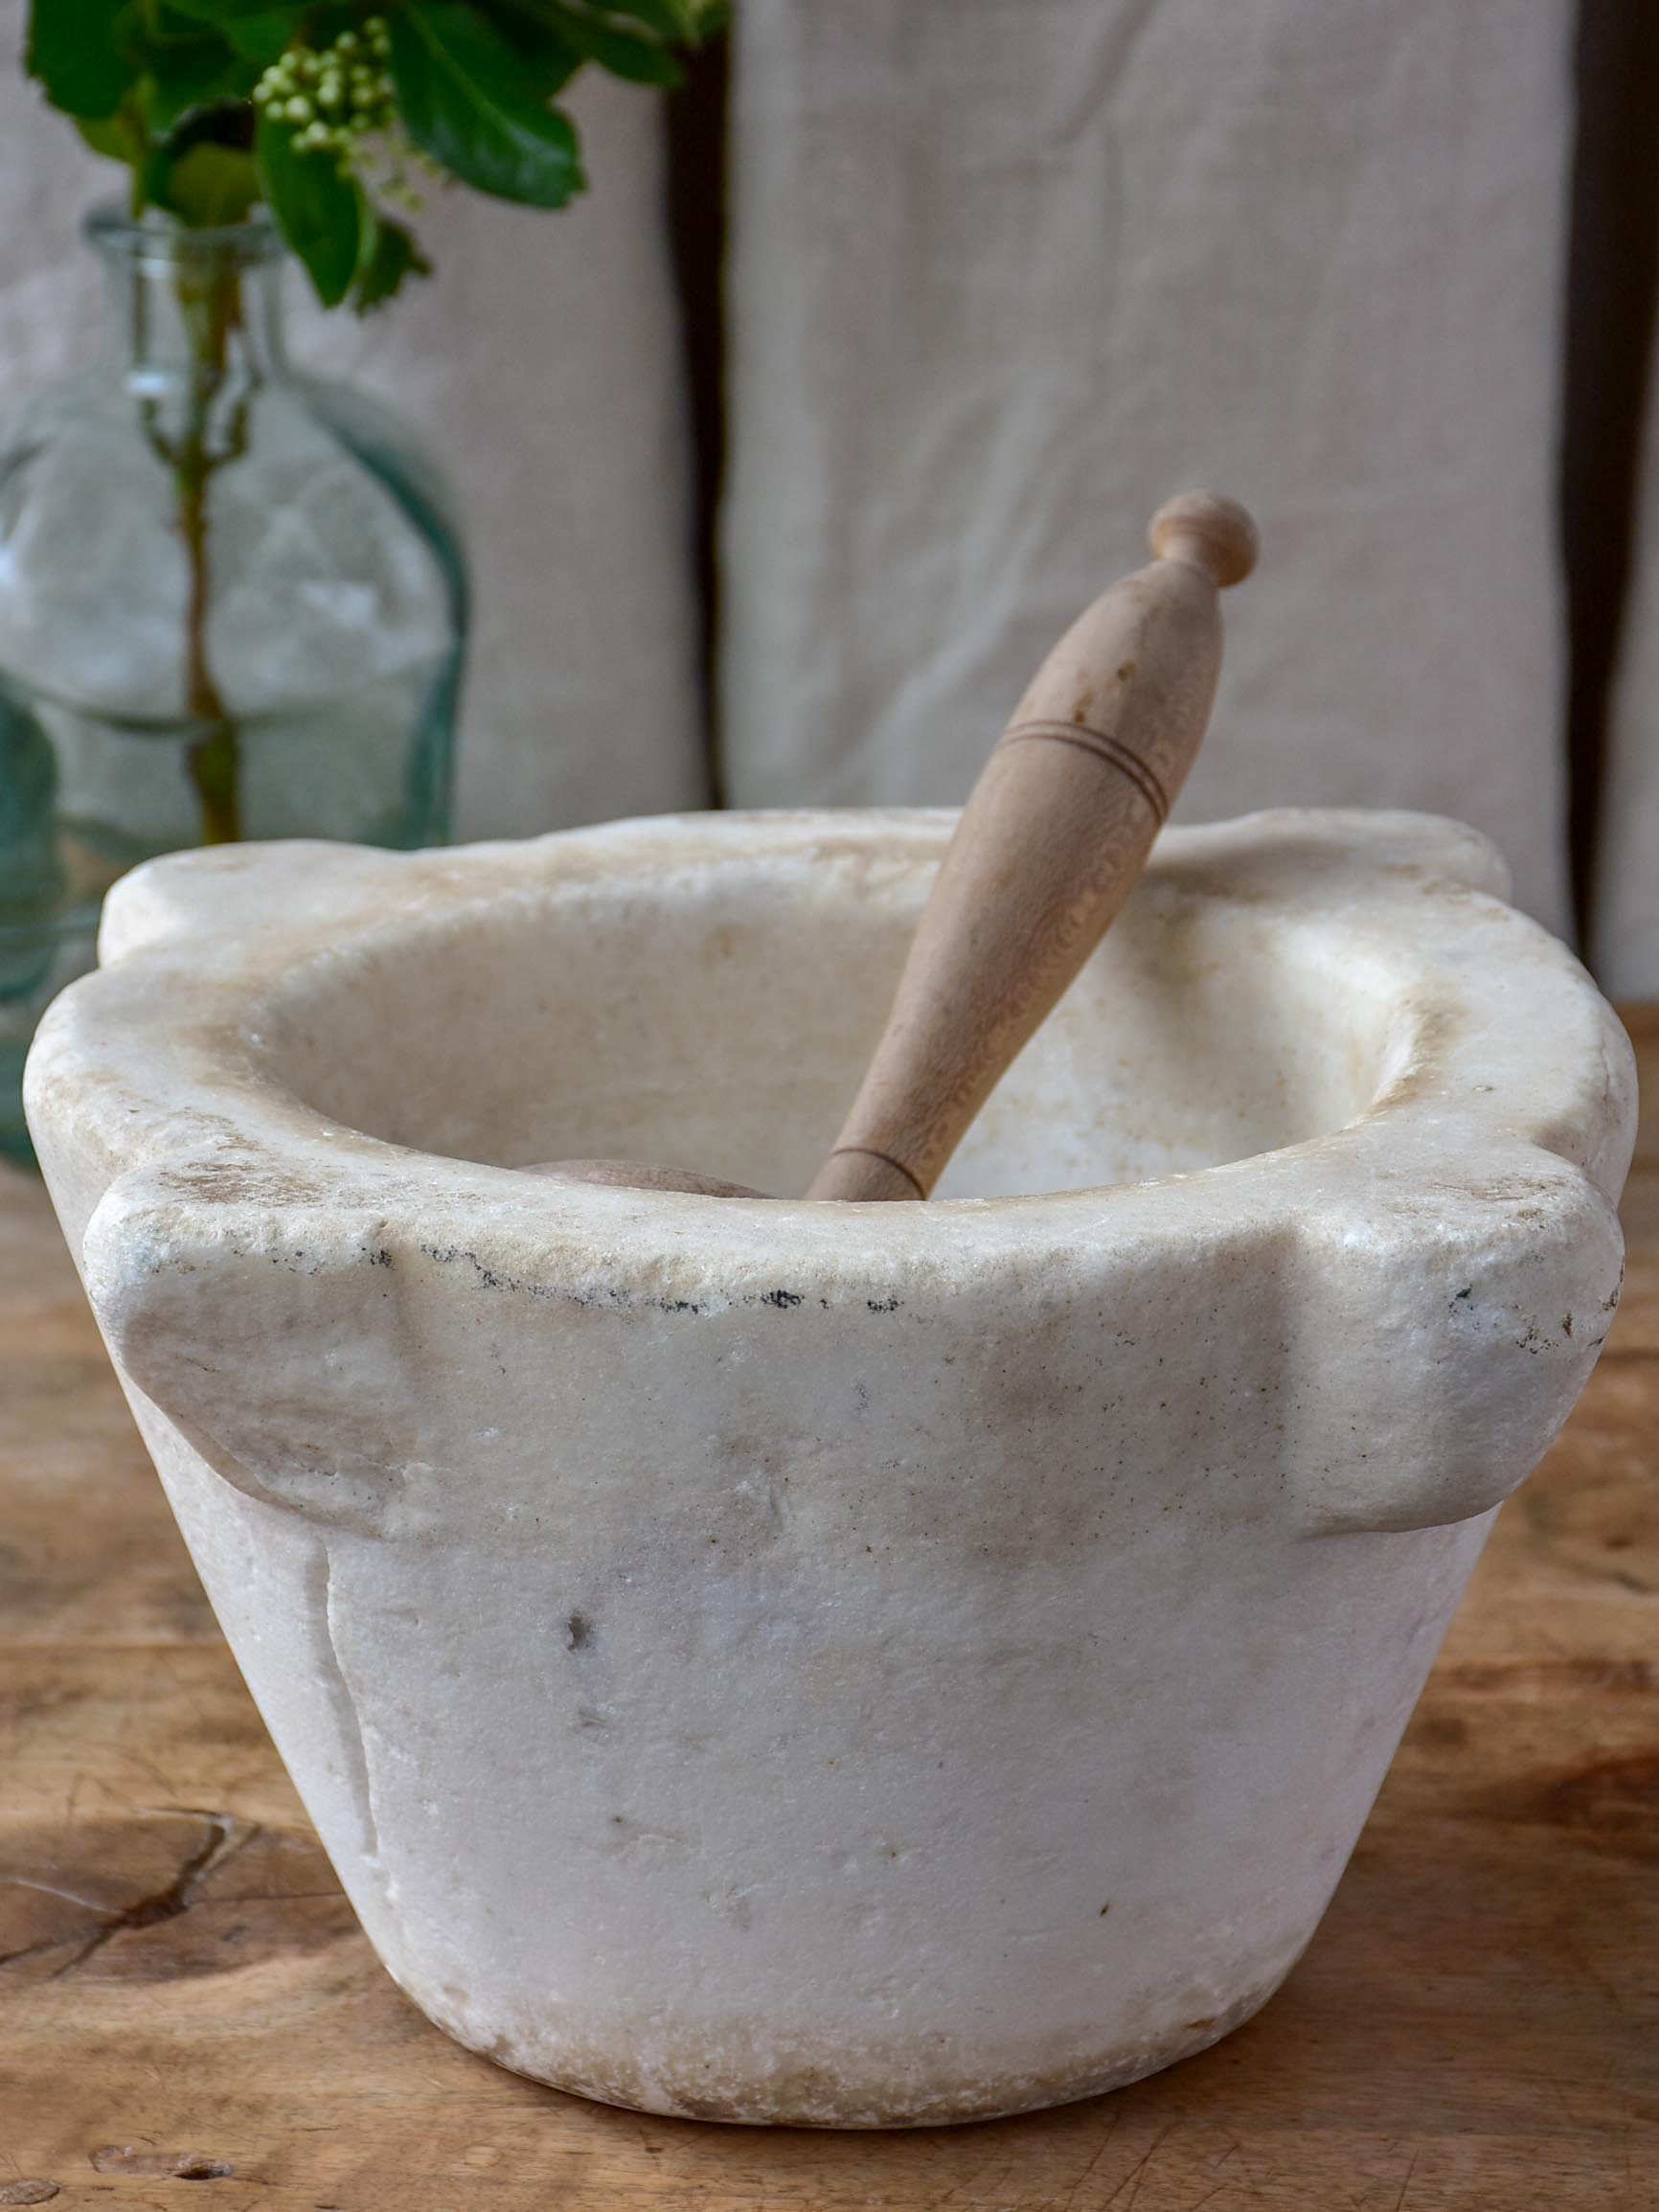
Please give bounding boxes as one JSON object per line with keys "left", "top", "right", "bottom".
{"left": 531, "top": 491, "right": 1258, "bottom": 1202}
{"left": 807, "top": 491, "right": 1257, "bottom": 1198}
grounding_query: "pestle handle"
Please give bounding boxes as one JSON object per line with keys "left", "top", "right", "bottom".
{"left": 806, "top": 492, "right": 1259, "bottom": 1202}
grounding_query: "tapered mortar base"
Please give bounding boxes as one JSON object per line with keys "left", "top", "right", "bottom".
{"left": 397, "top": 1962, "right": 1297, "bottom": 2129}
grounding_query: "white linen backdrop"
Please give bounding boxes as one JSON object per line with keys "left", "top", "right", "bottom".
{"left": 6, "top": 0, "right": 1644, "bottom": 961}
{"left": 720, "top": 0, "right": 1577, "bottom": 933}
{"left": 0, "top": 6, "right": 705, "bottom": 838}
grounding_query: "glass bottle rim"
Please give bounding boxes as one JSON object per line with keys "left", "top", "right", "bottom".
{"left": 83, "top": 200, "right": 284, "bottom": 275}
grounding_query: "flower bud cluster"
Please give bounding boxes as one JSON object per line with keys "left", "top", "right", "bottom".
{"left": 252, "top": 19, "right": 397, "bottom": 168}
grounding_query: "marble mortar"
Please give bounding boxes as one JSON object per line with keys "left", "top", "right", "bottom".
{"left": 23, "top": 806, "right": 1637, "bottom": 2125}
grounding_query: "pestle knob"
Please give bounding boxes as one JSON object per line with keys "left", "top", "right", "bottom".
{"left": 805, "top": 491, "right": 1258, "bottom": 1202}
{"left": 1147, "top": 490, "right": 1260, "bottom": 586}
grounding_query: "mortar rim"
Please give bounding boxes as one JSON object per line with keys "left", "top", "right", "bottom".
{"left": 25, "top": 806, "right": 1635, "bottom": 1283}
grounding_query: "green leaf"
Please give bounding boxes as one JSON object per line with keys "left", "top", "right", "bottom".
{"left": 256, "top": 110, "right": 364, "bottom": 306}
{"left": 150, "top": 0, "right": 307, "bottom": 57}
{"left": 389, "top": 5, "right": 585, "bottom": 210}
{"left": 214, "top": 9, "right": 300, "bottom": 63}
{"left": 146, "top": 32, "right": 262, "bottom": 140}
{"left": 74, "top": 107, "right": 146, "bottom": 165}
{"left": 163, "top": 0, "right": 308, "bottom": 21}
{"left": 27, "top": 0, "right": 132, "bottom": 117}
{"left": 484, "top": 0, "right": 584, "bottom": 95}
{"left": 543, "top": 3, "right": 680, "bottom": 87}
{"left": 595, "top": 0, "right": 696, "bottom": 41}
{"left": 156, "top": 141, "right": 261, "bottom": 225}
{"left": 352, "top": 213, "right": 431, "bottom": 313}
{"left": 151, "top": 0, "right": 217, "bottom": 34}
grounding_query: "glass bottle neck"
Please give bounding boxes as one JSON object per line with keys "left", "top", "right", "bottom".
{"left": 90, "top": 214, "right": 288, "bottom": 391}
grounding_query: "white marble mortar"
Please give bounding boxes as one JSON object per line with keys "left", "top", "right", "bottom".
{"left": 24, "top": 807, "right": 1636, "bottom": 2125}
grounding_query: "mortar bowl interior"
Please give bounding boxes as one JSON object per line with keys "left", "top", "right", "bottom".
{"left": 264, "top": 826, "right": 1404, "bottom": 1201}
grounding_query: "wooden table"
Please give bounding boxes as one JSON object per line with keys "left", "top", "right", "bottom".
{"left": 3, "top": 1015, "right": 1657, "bottom": 2211}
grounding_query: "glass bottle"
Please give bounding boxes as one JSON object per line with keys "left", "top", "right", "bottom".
{"left": 0, "top": 204, "right": 467, "bottom": 1164}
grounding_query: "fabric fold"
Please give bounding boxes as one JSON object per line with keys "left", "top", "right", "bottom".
{"left": 720, "top": 0, "right": 1574, "bottom": 929}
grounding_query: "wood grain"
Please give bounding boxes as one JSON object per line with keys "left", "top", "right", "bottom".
{"left": 2, "top": 1016, "right": 1657, "bottom": 2209}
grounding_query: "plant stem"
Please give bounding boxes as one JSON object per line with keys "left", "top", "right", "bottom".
{"left": 178, "top": 450, "right": 239, "bottom": 845}
{"left": 178, "top": 266, "right": 243, "bottom": 846}
{"left": 130, "top": 256, "right": 247, "bottom": 848}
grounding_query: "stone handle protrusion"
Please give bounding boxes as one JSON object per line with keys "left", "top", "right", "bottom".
{"left": 806, "top": 492, "right": 1259, "bottom": 1202}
